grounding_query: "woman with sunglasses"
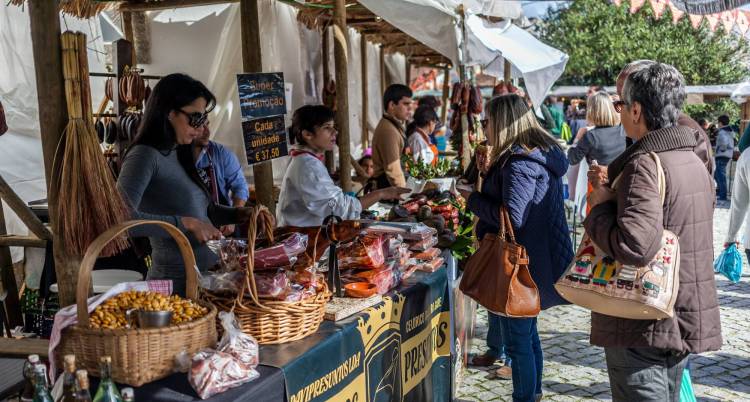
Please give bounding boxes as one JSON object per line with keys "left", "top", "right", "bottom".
{"left": 277, "top": 105, "right": 409, "bottom": 227}
{"left": 117, "top": 73, "right": 251, "bottom": 296}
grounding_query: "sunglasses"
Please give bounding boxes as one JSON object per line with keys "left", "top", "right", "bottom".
{"left": 613, "top": 100, "right": 628, "bottom": 113}
{"left": 176, "top": 109, "right": 209, "bottom": 128}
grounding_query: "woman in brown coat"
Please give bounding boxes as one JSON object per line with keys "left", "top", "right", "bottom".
{"left": 585, "top": 62, "right": 722, "bottom": 401}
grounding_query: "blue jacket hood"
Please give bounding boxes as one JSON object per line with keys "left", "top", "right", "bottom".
{"left": 509, "top": 145, "right": 569, "bottom": 178}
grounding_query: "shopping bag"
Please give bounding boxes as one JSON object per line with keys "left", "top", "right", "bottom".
{"left": 713, "top": 244, "right": 743, "bottom": 283}
{"left": 680, "top": 367, "right": 697, "bottom": 402}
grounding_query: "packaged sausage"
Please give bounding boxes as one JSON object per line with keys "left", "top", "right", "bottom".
{"left": 337, "top": 234, "right": 386, "bottom": 270}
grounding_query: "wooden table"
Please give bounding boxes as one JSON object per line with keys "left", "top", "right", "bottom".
{"left": 0, "top": 337, "right": 49, "bottom": 358}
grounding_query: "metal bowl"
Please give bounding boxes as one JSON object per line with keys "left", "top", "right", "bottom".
{"left": 127, "top": 310, "right": 173, "bottom": 328}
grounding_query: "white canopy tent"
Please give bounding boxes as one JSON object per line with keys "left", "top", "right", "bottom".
{"left": 357, "top": 0, "right": 568, "bottom": 107}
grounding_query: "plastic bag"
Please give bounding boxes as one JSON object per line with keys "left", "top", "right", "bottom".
{"left": 338, "top": 234, "right": 386, "bottom": 270}
{"left": 188, "top": 312, "right": 260, "bottom": 399}
{"left": 344, "top": 261, "right": 401, "bottom": 294}
{"left": 255, "top": 270, "right": 290, "bottom": 299}
{"left": 208, "top": 239, "right": 248, "bottom": 272}
{"left": 217, "top": 312, "right": 259, "bottom": 368}
{"left": 714, "top": 244, "right": 743, "bottom": 283}
{"left": 199, "top": 271, "right": 245, "bottom": 293}
{"left": 255, "top": 233, "right": 308, "bottom": 270}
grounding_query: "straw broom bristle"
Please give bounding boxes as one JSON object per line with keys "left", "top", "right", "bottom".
{"left": 55, "top": 32, "right": 129, "bottom": 257}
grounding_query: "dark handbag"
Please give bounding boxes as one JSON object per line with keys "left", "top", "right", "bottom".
{"left": 459, "top": 207, "right": 540, "bottom": 317}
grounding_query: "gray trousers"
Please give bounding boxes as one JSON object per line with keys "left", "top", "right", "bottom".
{"left": 604, "top": 347, "right": 689, "bottom": 402}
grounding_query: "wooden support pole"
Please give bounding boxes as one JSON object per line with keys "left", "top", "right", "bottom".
{"left": 441, "top": 66, "right": 450, "bottom": 122}
{"left": 0, "top": 206, "right": 22, "bottom": 327}
{"left": 504, "top": 59, "right": 512, "bottom": 83}
{"left": 29, "top": 0, "right": 80, "bottom": 307}
{"left": 240, "top": 0, "right": 276, "bottom": 212}
{"left": 405, "top": 60, "right": 412, "bottom": 86}
{"left": 333, "top": 0, "right": 352, "bottom": 193}
{"left": 380, "top": 45, "right": 386, "bottom": 99}
{"left": 361, "top": 34, "right": 369, "bottom": 150}
{"left": 322, "top": 27, "right": 335, "bottom": 173}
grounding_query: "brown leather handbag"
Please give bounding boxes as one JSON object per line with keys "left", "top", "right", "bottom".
{"left": 459, "top": 207, "right": 540, "bottom": 317}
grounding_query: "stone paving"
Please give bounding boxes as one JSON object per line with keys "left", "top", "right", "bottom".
{"left": 456, "top": 207, "right": 750, "bottom": 402}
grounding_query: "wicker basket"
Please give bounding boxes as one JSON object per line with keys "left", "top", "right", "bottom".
{"left": 203, "top": 206, "right": 331, "bottom": 344}
{"left": 57, "top": 220, "right": 218, "bottom": 386}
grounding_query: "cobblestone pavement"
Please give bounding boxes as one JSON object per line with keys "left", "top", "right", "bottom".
{"left": 457, "top": 208, "right": 750, "bottom": 401}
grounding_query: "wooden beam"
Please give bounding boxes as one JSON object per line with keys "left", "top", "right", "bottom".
{"left": 333, "top": 0, "right": 352, "bottom": 193}
{"left": 0, "top": 175, "right": 51, "bottom": 241}
{"left": 441, "top": 66, "right": 450, "bottom": 122}
{"left": 504, "top": 59, "right": 512, "bottom": 83}
{"left": 0, "top": 205, "right": 22, "bottom": 327}
{"left": 118, "top": 0, "right": 237, "bottom": 12}
{"left": 380, "top": 45, "right": 386, "bottom": 99}
{"left": 0, "top": 338, "right": 49, "bottom": 358}
{"left": 122, "top": 11, "right": 134, "bottom": 44}
{"left": 361, "top": 34, "right": 369, "bottom": 150}
{"left": 29, "top": 0, "right": 81, "bottom": 308}
{"left": 0, "top": 236, "right": 47, "bottom": 248}
{"left": 405, "top": 60, "right": 412, "bottom": 87}
{"left": 240, "top": 0, "right": 276, "bottom": 212}
{"left": 322, "top": 27, "right": 335, "bottom": 174}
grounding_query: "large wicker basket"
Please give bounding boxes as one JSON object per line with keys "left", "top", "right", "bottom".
{"left": 203, "top": 206, "right": 331, "bottom": 344}
{"left": 57, "top": 220, "right": 218, "bottom": 387}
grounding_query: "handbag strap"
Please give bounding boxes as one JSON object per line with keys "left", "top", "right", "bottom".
{"left": 610, "top": 152, "right": 666, "bottom": 206}
{"left": 496, "top": 206, "right": 516, "bottom": 242}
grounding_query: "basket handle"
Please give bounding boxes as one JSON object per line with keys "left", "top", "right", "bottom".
{"left": 236, "top": 206, "right": 275, "bottom": 311}
{"left": 75, "top": 220, "right": 198, "bottom": 327}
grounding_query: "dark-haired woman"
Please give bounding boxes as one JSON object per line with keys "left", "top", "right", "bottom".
{"left": 407, "top": 105, "right": 439, "bottom": 165}
{"left": 277, "top": 105, "right": 408, "bottom": 227}
{"left": 117, "top": 73, "right": 251, "bottom": 296}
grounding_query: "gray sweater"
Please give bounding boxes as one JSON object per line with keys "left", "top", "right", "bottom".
{"left": 117, "top": 145, "right": 238, "bottom": 292}
{"left": 715, "top": 127, "right": 735, "bottom": 159}
{"left": 567, "top": 125, "right": 626, "bottom": 166}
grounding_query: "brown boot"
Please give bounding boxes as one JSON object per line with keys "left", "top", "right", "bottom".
{"left": 469, "top": 353, "right": 498, "bottom": 367}
{"left": 495, "top": 365, "right": 512, "bottom": 380}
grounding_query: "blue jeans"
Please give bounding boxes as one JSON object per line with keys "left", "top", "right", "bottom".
{"left": 498, "top": 316, "right": 543, "bottom": 402}
{"left": 487, "top": 312, "right": 511, "bottom": 366}
{"left": 715, "top": 157, "right": 730, "bottom": 200}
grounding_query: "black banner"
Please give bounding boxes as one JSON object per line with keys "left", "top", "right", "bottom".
{"left": 279, "top": 270, "right": 451, "bottom": 402}
{"left": 242, "top": 115, "right": 288, "bottom": 165}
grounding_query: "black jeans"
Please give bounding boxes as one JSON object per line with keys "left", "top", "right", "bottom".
{"left": 604, "top": 347, "right": 689, "bottom": 402}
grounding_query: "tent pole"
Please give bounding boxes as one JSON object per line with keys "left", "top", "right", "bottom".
{"left": 333, "top": 0, "right": 352, "bottom": 193}
{"left": 322, "top": 27, "right": 335, "bottom": 173}
{"left": 405, "top": 60, "right": 412, "bottom": 86}
{"left": 29, "top": 0, "right": 80, "bottom": 307}
{"left": 504, "top": 59, "right": 511, "bottom": 83}
{"left": 361, "top": 34, "right": 369, "bottom": 150}
{"left": 380, "top": 45, "right": 386, "bottom": 98}
{"left": 240, "top": 0, "right": 276, "bottom": 212}
{"left": 441, "top": 66, "right": 450, "bottom": 122}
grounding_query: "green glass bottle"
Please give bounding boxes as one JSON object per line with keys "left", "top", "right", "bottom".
{"left": 74, "top": 370, "right": 92, "bottom": 402}
{"left": 21, "top": 354, "right": 41, "bottom": 402}
{"left": 58, "top": 355, "right": 77, "bottom": 402}
{"left": 92, "top": 357, "right": 122, "bottom": 402}
{"left": 32, "top": 366, "right": 54, "bottom": 402}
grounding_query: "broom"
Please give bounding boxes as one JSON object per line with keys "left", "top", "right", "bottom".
{"left": 54, "top": 31, "right": 129, "bottom": 257}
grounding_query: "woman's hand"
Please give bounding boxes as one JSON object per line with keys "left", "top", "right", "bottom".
{"left": 221, "top": 225, "right": 236, "bottom": 236}
{"left": 476, "top": 146, "right": 492, "bottom": 174}
{"left": 181, "top": 217, "right": 221, "bottom": 243}
{"left": 588, "top": 165, "right": 609, "bottom": 189}
{"left": 587, "top": 186, "right": 616, "bottom": 209}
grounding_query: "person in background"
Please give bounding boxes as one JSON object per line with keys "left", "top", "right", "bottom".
{"left": 407, "top": 105, "right": 439, "bottom": 165}
{"left": 372, "top": 84, "right": 414, "bottom": 189}
{"left": 277, "top": 105, "right": 408, "bottom": 227}
{"left": 193, "top": 125, "right": 249, "bottom": 236}
{"left": 588, "top": 60, "right": 714, "bottom": 192}
{"left": 460, "top": 94, "right": 573, "bottom": 402}
{"left": 544, "top": 97, "right": 565, "bottom": 138}
{"left": 715, "top": 114, "right": 735, "bottom": 205}
{"left": 117, "top": 73, "right": 252, "bottom": 296}
{"left": 567, "top": 91, "right": 625, "bottom": 166}
{"left": 586, "top": 62, "right": 721, "bottom": 402}
{"left": 354, "top": 154, "right": 376, "bottom": 195}
{"left": 418, "top": 95, "right": 451, "bottom": 144}
{"left": 724, "top": 146, "right": 750, "bottom": 260}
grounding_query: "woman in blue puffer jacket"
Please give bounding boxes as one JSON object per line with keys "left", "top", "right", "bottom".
{"left": 465, "top": 94, "right": 573, "bottom": 402}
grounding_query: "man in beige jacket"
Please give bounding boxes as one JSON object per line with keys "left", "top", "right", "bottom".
{"left": 372, "top": 84, "right": 413, "bottom": 189}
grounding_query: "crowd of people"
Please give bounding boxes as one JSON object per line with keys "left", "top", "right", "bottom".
{"left": 112, "top": 60, "right": 730, "bottom": 402}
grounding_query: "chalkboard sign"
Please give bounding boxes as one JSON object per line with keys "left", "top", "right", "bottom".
{"left": 237, "top": 72, "right": 289, "bottom": 165}
{"left": 242, "top": 115, "right": 288, "bottom": 165}
{"left": 237, "top": 73, "right": 286, "bottom": 120}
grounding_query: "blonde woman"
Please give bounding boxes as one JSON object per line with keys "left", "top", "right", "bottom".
{"left": 460, "top": 94, "right": 573, "bottom": 402}
{"left": 567, "top": 91, "right": 626, "bottom": 166}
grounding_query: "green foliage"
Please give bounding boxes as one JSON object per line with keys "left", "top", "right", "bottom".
{"left": 541, "top": 0, "right": 750, "bottom": 85}
{"left": 402, "top": 156, "right": 460, "bottom": 180}
{"left": 683, "top": 99, "right": 741, "bottom": 122}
